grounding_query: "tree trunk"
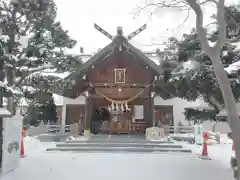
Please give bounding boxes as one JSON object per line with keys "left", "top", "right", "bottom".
{"left": 210, "top": 52, "right": 240, "bottom": 179}
{"left": 0, "top": 59, "right": 4, "bottom": 169}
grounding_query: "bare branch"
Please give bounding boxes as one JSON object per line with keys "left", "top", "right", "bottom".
{"left": 133, "top": 0, "right": 189, "bottom": 18}
{"left": 177, "top": 8, "right": 191, "bottom": 28}
{"left": 205, "top": 21, "right": 217, "bottom": 27}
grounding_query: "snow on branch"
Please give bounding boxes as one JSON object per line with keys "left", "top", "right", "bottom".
{"left": 0, "top": 81, "right": 22, "bottom": 97}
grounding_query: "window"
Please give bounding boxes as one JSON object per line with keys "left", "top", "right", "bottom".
{"left": 133, "top": 105, "right": 144, "bottom": 122}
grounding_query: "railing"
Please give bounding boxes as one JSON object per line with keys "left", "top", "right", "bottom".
{"left": 91, "top": 121, "right": 147, "bottom": 134}
{"left": 162, "top": 125, "right": 194, "bottom": 134}
{"left": 164, "top": 125, "right": 221, "bottom": 143}
{"left": 27, "top": 123, "right": 79, "bottom": 137}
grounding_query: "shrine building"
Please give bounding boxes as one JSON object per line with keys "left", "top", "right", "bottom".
{"left": 58, "top": 24, "right": 193, "bottom": 134}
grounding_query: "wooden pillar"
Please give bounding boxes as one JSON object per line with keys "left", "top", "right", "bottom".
{"left": 61, "top": 101, "right": 67, "bottom": 133}
{"left": 147, "top": 87, "right": 154, "bottom": 127}
{"left": 149, "top": 97, "right": 156, "bottom": 126}
{"left": 84, "top": 96, "right": 91, "bottom": 137}
{"left": 149, "top": 96, "right": 154, "bottom": 126}
{"left": 144, "top": 99, "right": 150, "bottom": 125}
{"left": 84, "top": 93, "right": 93, "bottom": 137}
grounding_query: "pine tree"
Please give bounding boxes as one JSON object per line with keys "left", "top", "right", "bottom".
{"left": 0, "top": 0, "right": 82, "bottom": 113}
{"left": 23, "top": 84, "right": 58, "bottom": 126}
{"left": 161, "top": 6, "right": 240, "bottom": 121}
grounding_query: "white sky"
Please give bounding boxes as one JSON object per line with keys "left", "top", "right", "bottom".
{"left": 54, "top": 0, "right": 239, "bottom": 54}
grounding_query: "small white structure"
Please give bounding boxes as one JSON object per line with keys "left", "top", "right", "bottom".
{"left": 0, "top": 108, "right": 23, "bottom": 177}
{"left": 146, "top": 127, "right": 165, "bottom": 140}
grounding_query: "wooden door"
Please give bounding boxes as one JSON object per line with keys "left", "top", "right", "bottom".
{"left": 154, "top": 105, "right": 173, "bottom": 125}
{"left": 66, "top": 105, "right": 85, "bottom": 125}
{"left": 110, "top": 112, "right": 130, "bottom": 133}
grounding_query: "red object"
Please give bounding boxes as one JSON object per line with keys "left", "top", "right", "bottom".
{"left": 201, "top": 143, "right": 208, "bottom": 156}
{"left": 20, "top": 128, "right": 25, "bottom": 157}
{"left": 20, "top": 137, "right": 25, "bottom": 157}
{"left": 232, "top": 144, "right": 235, "bottom": 151}
{"left": 203, "top": 132, "right": 209, "bottom": 140}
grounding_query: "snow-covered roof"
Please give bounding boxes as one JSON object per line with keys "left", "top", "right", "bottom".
{"left": 53, "top": 93, "right": 63, "bottom": 106}
{"left": 183, "top": 98, "right": 210, "bottom": 109}
{"left": 0, "top": 108, "right": 12, "bottom": 117}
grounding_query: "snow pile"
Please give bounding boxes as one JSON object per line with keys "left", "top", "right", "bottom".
{"left": 24, "top": 136, "right": 41, "bottom": 153}
{"left": 225, "top": 61, "right": 240, "bottom": 74}
{"left": 66, "top": 136, "right": 75, "bottom": 141}
{"left": 220, "top": 134, "right": 233, "bottom": 144}
{"left": 24, "top": 136, "right": 55, "bottom": 154}
{"left": 178, "top": 134, "right": 233, "bottom": 167}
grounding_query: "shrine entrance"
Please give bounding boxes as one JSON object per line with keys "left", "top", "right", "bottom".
{"left": 60, "top": 24, "right": 172, "bottom": 136}
{"left": 90, "top": 96, "right": 148, "bottom": 134}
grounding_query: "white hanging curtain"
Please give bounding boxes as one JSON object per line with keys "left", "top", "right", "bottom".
{"left": 133, "top": 105, "right": 144, "bottom": 119}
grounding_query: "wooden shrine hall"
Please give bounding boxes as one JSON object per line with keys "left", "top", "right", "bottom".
{"left": 59, "top": 24, "right": 173, "bottom": 135}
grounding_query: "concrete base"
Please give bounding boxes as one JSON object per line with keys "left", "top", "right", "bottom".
{"left": 198, "top": 155, "right": 211, "bottom": 160}
{"left": 84, "top": 129, "right": 91, "bottom": 137}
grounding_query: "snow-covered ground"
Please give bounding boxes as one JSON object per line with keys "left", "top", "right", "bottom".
{"left": 0, "top": 134, "right": 234, "bottom": 180}
{"left": 23, "top": 136, "right": 56, "bottom": 155}
{"left": 2, "top": 150, "right": 232, "bottom": 180}
{"left": 179, "top": 133, "right": 232, "bottom": 168}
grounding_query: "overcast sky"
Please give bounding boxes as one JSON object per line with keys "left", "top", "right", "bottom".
{"left": 53, "top": 0, "right": 238, "bottom": 54}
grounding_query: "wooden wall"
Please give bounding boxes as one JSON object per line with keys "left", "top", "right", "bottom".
{"left": 154, "top": 105, "right": 174, "bottom": 125}
{"left": 66, "top": 105, "right": 85, "bottom": 125}
{"left": 88, "top": 52, "right": 153, "bottom": 84}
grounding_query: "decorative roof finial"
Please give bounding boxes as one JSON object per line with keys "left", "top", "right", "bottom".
{"left": 117, "top": 26, "right": 123, "bottom": 36}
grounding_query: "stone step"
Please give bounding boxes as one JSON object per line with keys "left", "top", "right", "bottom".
{"left": 65, "top": 140, "right": 174, "bottom": 144}
{"left": 56, "top": 143, "right": 182, "bottom": 148}
{"left": 46, "top": 147, "right": 192, "bottom": 153}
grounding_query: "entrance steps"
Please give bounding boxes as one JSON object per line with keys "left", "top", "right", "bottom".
{"left": 46, "top": 146, "right": 192, "bottom": 153}
{"left": 46, "top": 139, "right": 192, "bottom": 153}
{"left": 65, "top": 139, "right": 174, "bottom": 144}
{"left": 56, "top": 142, "right": 182, "bottom": 148}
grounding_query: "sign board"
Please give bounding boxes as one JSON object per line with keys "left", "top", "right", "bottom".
{"left": 114, "top": 69, "right": 126, "bottom": 83}
{"left": 146, "top": 127, "right": 165, "bottom": 140}
{"left": 1, "top": 114, "right": 22, "bottom": 176}
{"left": 133, "top": 105, "right": 144, "bottom": 119}
{"left": 194, "top": 123, "right": 203, "bottom": 145}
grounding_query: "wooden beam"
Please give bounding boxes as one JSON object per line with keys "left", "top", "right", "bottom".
{"left": 91, "top": 82, "right": 151, "bottom": 88}
{"left": 127, "top": 24, "right": 147, "bottom": 40}
{"left": 94, "top": 23, "right": 113, "bottom": 40}
{"left": 89, "top": 94, "right": 150, "bottom": 99}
